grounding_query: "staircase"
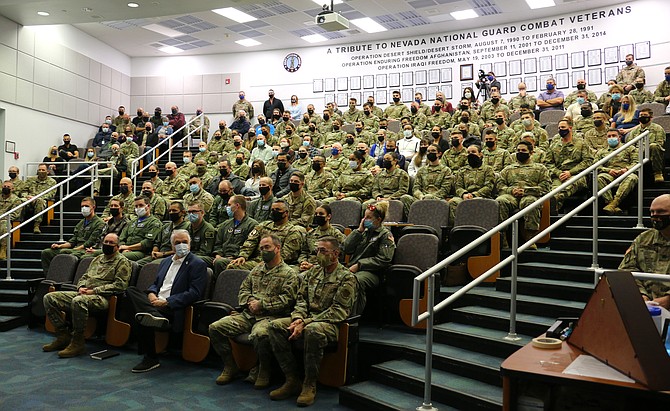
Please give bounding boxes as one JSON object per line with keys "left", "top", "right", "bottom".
{"left": 0, "top": 195, "right": 110, "bottom": 331}
{"left": 340, "top": 183, "right": 663, "bottom": 409}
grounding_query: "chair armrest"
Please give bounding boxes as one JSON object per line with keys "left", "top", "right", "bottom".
{"left": 59, "top": 283, "right": 78, "bottom": 291}
{"left": 343, "top": 315, "right": 361, "bottom": 325}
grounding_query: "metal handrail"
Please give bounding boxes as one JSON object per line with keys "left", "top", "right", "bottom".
{"left": 23, "top": 160, "right": 115, "bottom": 196}
{"left": 129, "top": 114, "right": 203, "bottom": 187}
{"left": 1, "top": 163, "right": 99, "bottom": 280}
{"left": 411, "top": 130, "right": 650, "bottom": 410}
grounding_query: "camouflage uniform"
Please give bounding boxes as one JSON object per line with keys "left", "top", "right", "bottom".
{"left": 343, "top": 226, "right": 395, "bottom": 315}
{"left": 208, "top": 195, "right": 230, "bottom": 228}
{"left": 619, "top": 229, "right": 670, "bottom": 299}
{"left": 449, "top": 165, "right": 496, "bottom": 222}
{"left": 366, "top": 167, "right": 414, "bottom": 217}
{"left": 595, "top": 143, "right": 638, "bottom": 204}
{"left": 208, "top": 136, "right": 227, "bottom": 154}
{"left": 583, "top": 126, "right": 609, "bottom": 153}
{"left": 480, "top": 102, "right": 510, "bottom": 124}
{"left": 383, "top": 103, "right": 410, "bottom": 120}
{"left": 492, "top": 126, "right": 517, "bottom": 152}
{"left": 101, "top": 191, "right": 135, "bottom": 220}
{"left": 322, "top": 131, "right": 346, "bottom": 147}
{"left": 43, "top": 253, "right": 131, "bottom": 334}
{"left": 183, "top": 188, "right": 214, "bottom": 214}
{"left": 281, "top": 190, "right": 317, "bottom": 228}
{"left": 268, "top": 263, "right": 356, "bottom": 383}
{"left": 653, "top": 80, "right": 670, "bottom": 105}
{"left": 232, "top": 99, "right": 254, "bottom": 119}
{"left": 409, "top": 112, "right": 428, "bottom": 131}
{"left": 616, "top": 64, "right": 645, "bottom": 89}
{"left": 208, "top": 261, "right": 298, "bottom": 371}
{"left": 178, "top": 162, "right": 196, "bottom": 180}
{"left": 235, "top": 220, "right": 306, "bottom": 270}
{"left": 120, "top": 140, "right": 140, "bottom": 165}
{"left": 628, "top": 88, "right": 654, "bottom": 105}
{"left": 248, "top": 195, "right": 275, "bottom": 223}
{"left": 41, "top": 215, "right": 105, "bottom": 272}
{"left": 148, "top": 193, "right": 168, "bottom": 221}
{"left": 360, "top": 113, "right": 380, "bottom": 132}
{"left": 0, "top": 193, "right": 22, "bottom": 257}
{"left": 342, "top": 108, "right": 362, "bottom": 124}
{"left": 564, "top": 90, "right": 598, "bottom": 107}
{"left": 22, "top": 174, "right": 57, "bottom": 226}
{"left": 496, "top": 161, "right": 551, "bottom": 230}
{"left": 118, "top": 214, "right": 162, "bottom": 261}
{"left": 157, "top": 174, "right": 188, "bottom": 200}
{"left": 212, "top": 215, "right": 258, "bottom": 277}
{"left": 188, "top": 220, "right": 217, "bottom": 267}
{"left": 573, "top": 116, "right": 595, "bottom": 138}
{"left": 546, "top": 137, "right": 593, "bottom": 209}
{"left": 426, "top": 112, "right": 451, "bottom": 130}
{"left": 232, "top": 162, "right": 250, "bottom": 180}
{"left": 508, "top": 94, "right": 537, "bottom": 112}
{"left": 8, "top": 178, "right": 26, "bottom": 198}
{"left": 292, "top": 157, "right": 312, "bottom": 175}
{"left": 147, "top": 177, "right": 164, "bottom": 196}
{"left": 441, "top": 147, "right": 468, "bottom": 172}
{"left": 299, "top": 225, "right": 347, "bottom": 266}
{"left": 627, "top": 122, "right": 666, "bottom": 175}
{"left": 323, "top": 169, "right": 373, "bottom": 204}
{"left": 413, "top": 163, "right": 453, "bottom": 200}
{"left": 305, "top": 170, "right": 335, "bottom": 201}
{"left": 325, "top": 155, "right": 349, "bottom": 178}
{"left": 482, "top": 147, "right": 514, "bottom": 172}
{"left": 511, "top": 127, "right": 549, "bottom": 152}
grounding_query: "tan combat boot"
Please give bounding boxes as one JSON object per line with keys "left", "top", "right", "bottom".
{"left": 215, "top": 355, "right": 239, "bottom": 385}
{"left": 42, "top": 329, "right": 71, "bottom": 352}
{"left": 58, "top": 333, "right": 86, "bottom": 358}
{"left": 603, "top": 198, "right": 621, "bottom": 215}
{"left": 655, "top": 172, "right": 665, "bottom": 183}
{"left": 270, "top": 374, "right": 302, "bottom": 400}
{"left": 254, "top": 363, "right": 271, "bottom": 389}
{"left": 297, "top": 379, "right": 317, "bottom": 407}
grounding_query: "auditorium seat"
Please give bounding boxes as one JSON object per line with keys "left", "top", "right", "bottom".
{"left": 539, "top": 110, "right": 566, "bottom": 126}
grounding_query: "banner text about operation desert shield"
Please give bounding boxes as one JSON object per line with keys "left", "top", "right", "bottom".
{"left": 326, "top": 5, "right": 632, "bottom": 71}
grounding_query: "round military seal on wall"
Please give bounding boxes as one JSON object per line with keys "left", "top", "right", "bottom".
{"left": 283, "top": 53, "right": 301, "bottom": 73}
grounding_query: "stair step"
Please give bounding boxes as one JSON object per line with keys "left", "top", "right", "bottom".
{"left": 450, "top": 306, "right": 555, "bottom": 336}
{"left": 0, "top": 258, "right": 44, "bottom": 269}
{"left": 0, "top": 269, "right": 45, "bottom": 281}
{"left": 370, "top": 359, "right": 502, "bottom": 410}
{"left": 339, "top": 380, "right": 455, "bottom": 411}
{"left": 0, "top": 301, "right": 29, "bottom": 315}
{"left": 0, "top": 315, "right": 26, "bottom": 332}
{"left": 549, "top": 237, "right": 632, "bottom": 254}
{"left": 518, "top": 249, "right": 622, "bottom": 269}
{"left": 552, "top": 215, "right": 649, "bottom": 227}
{"left": 497, "top": 277, "right": 594, "bottom": 302}
{"left": 0, "top": 289, "right": 29, "bottom": 302}
{"left": 442, "top": 286, "right": 585, "bottom": 318}
{"left": 553, "top": 226, "right": 646, "bottom": 241}
{"left": 516, "top": 262, "right": 600, "bottom": 284}
{"left": 434, "top": 323, "right": 531, "bottom": 358}
{"left": 360, "top": 327, "right": 503, "bottom": 386}
{"left": 0, "top": 278, "right": 43, "bottom": 289}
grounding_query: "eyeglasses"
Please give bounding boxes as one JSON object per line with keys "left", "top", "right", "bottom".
{"left": 102, "top": 241, "right": 118, "bottom": 246}
{"left": 315, "top": 247, "right": 334, "bottom": 254}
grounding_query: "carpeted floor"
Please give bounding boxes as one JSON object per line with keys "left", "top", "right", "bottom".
{"left": 0, "top": 327, "right": 352, "bottom": 410}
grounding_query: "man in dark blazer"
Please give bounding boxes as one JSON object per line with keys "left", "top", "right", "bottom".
{"left": 126, "top": 229, "right": 208, "bottom": 373}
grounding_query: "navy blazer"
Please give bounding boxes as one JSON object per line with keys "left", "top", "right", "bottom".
{"left": 147, "top": 252, "right": 208, "bottom": 331}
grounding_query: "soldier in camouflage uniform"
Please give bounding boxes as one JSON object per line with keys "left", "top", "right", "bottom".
{"left": 366, "top": 151, "right": 414, "bottom": 218}
{"left": 325, "top": 143, "right": 348, "bottom": 177}
{"left": 496, "top": 141, "right": 551, "bottom": 246}
{"left": 520, "top": 133, "right": 547, "bottom": 165}
{"left": 280, "top": 171, "right": 316, "bottom": 228}
{"left": 616, "top": 54, "right": 645, "bottom": 93}
{"left": 482, "top": 129, "right": 514, "bottom": 172}
{"left": 572, "top": 103, "right": 597, "bottom": 138}
{"left": 366, "top": 96, "right": 384, "bottom": 119}
{"left": 563, "top": 79, "right": 598, "bottom": 107}
{"left": 41, "top": 197, "right": 105, "bottom": 272}
{"left": 119, "top": 128, "right": 140, "bottom": 165}
{"left": 208, "top": 180, "right": 232, "bottom": 228}
{"left": 490, "top": 110, "right": 516, "bottom": 151}
{"left": 298, "top": 205, "right": 347, "bottom": 271}
{"left": 508, "top": 82, "right": 537, "bottom": 113}
{"left": 322, "top": 119, "right": 346, "bottom": 147}
{"left": 177, "top": 151, "right": 196, "bottom": 179}
{"left": 449, "top": 144, "right": 496, "bottom": 222}
{"left": 323, "top": 151, "right": 373, "bottom": 204}
{"left": 0, "top": 181, "right": 23, "bottom": 259}
{"left": 183, "top": 175, "right": 214, "bottom": 214}
{"left": 513, "top": 112, "right": 549, "bottom": 152}
{"left": 212, "top": 195, "right": 258, "bottom": 278}
{"left": 137, "top": 201, "right": 189, "bottom": 267}
{"left": 627, "top": 108, "right": 666, "bottom": 182}
{"left": 619, "top": 194, "right": 670, "bottom": 309}
{"left": 441, "top": 131, "right": 468, "bottom": 172}
{"left": 22, "top": 163, "right": 57, "bottom": 233}
{"left": 629, "top": 77, "right": 654, "bottom": 105}
{"left": 360, "top": 103, "right": 380, "bottom": 132}
{"left": 101, "top": 177, "right": 135, "bottom": 221}
{"left": 140, "top": 181, "right": 167, "bottom": 221}
{"left": 157, "top": 162, "right": 188, "bottom": 200}
{"left": 408, "top": 104, "right": 428, "bottom": 131}
{"left": 208, "top": 129, "right": 227, "bottom": 154}
{"left": 305, "top": 156, "right": 334, "bottom": 201}
{"left": 118, "top": 196, "right": 163, "bottom": 261}
{"left": 344, "top": 201, "right": 395, "bottom": 315}
{"left": 583, "top": 110, "right": 610, "bottom": 153}
{"left": 268, "top": 236, "right": 356, "bottom": 406}
{"left": 342, "top": 98, "right": 362, "bottom": 124}
{"left": 248, "top": 177, "right": 275, "bottom": 223}
{"left": 413, "top": 144, "right": 453, "bottom": 200}
{"left": 209, "top": 234, "right": 298, "bottom": 387}
{"left": 595, "top": 129, "right": 639, "bottom": 215}
{"left": 229, "top": 199, "right": 305, "bottom": 271}
{"left": 546, "top": 119, "right": 593, "bottom": 212}
{"left": 232, "top": 91, "right": 254, "bottom": 119}
{"left": 292, "top": 146, "right": 312, "bottom": 175}
{"left": 384, "top": 91, "right": 410, "bottom": 120}
{"left": 653, "top": 67, "right": 670, "bottom": 106}
{"left": 185, "top": 201, "right": 216, "bottom": 267}
{"left": 42, "top": 233, "right": 131, "bottom": 357}
{"left": 480, "top": 91, "right": 511, "bottom": 126}
{"left": 7, "top": 166, "right": 26, "bottom": 197}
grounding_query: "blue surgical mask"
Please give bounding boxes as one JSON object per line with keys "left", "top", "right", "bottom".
{"left": 163, "top": 121, "right": 169, "bottom": 126}
{"left": 189, "top": 184, "right": 200, "bottom": 194}
{"left": 349, "top": 160, "right": 358, "bottom": 170}
{"left": 199, "top": 147, "right": 206, "bottom": 152}
{"left": 187, "top": 212, "right": 199, "bottom": 223}
{"left": 302, "top": 141, "right": 309, "bottom": 146}
{"left": 226, "top": 205, "right": 234, "bottom": 218}
{"left": 331, "top": 147, "right": 339, "bottom": 156}
{"left": 622, "top": 103, "right": 630, "bottom": 110}
{"left": 576, "top": 97, "right": 585, "bottom": 105}
{"left": 546, "top": 83, "right": 555, "bottom": 90}
{"left": 665, "top": 75, "right": 670, "bottom": 82}
{"left": 174, "top": 243, "right": 189, "bottom": 258}
{"left": 364, "top": 219, "right": 375, "bottom": 230}
{"left": 183, "top": 157, "right": 191, "bottom": 164}
{"left": 257, "top": 140, "right": 265, "bottom": 147}
{"left": 611, "top": 93, "right": 621, "bottom": 101}
{"left": 607, "top": 137, "right": 619, "bottom": 148}
{"left": 487, "top": 75, "right": 494, "bottom": 81}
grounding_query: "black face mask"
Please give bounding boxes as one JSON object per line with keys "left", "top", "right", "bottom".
{"left": 323, "top": 114, "right": 330, "bottom": 121}
{"left": 495, "top": 118, "right": 505, "bottom": 125}
{"left": 313, "top": 215, "right": 326, "bottom": 226}
{"left": 251, "top": 166, "right": 261, "bottom": 174}
{"left": 1, "top": 187, "right": 10, "bottom": 195}
{"left": 430, "top": 132, "right": 440, "bottom": 139}
{"left": 433, "top": 106, "right": 441, "bottom": 112}
{"left": 309, "top": 126, "right": 316, "bottom": 132}
{"left": 392, "top": 97, "right": 400, "bottom": 103}
{"left": 168, "top": 212, "right": 181, "bottom": 222}
{"left": 516, "top": 152, "right": 530, "bottom": 163}
{"left": 461, "top": 117, "right": 469, "bottom": 124}
{"left": 427, "top": 152, "right": 438, "bottom": 162}
{"left": 652, "top": 215, "right": 670, "bottom": 231}
{"left": 467, "top": 154, "right": 482, "bottom": 168}
{"left": 146, "top": 171, "right": 157, "bottom": 179}
{"left": 411, "top": 107, "right": 418, "bottom": 114}
{"left": 142, "top": 190, "right": 152, "bottom": 197}
{"left": 307, "top": 109, "right": 314, "bottom": 115}
{"left": 451, "top": 138, "right": 461, "bottom": 147}
{"left": 485, "top": 141, "right": 495, "bottom": 148}
{"left": 273, "top": 114, "right": 280, "bottom": 119}
{"left": 109, "top": 208, "right": 120, "bottom": 217}
{"left": 593, "top": 120, "right": 604, "bottom": 128}
{"left": 220, "top": 168, "right": 229, "bottom": 177}
{"left": 8, "top": 172, "right": 16, "bottom": 180}
{"left": 154, "top": 111, "right": 161, "bottom": 117}
{"left": 419, "top": 146, "right": 428, "bottom": 154}
{"left": 283, "top": 116, "right": 290, "bottom": 122}
{"left": 298, "top": 152, "right": 308, "bottom": 159}
{"left": 345, "top": 138, "right": 354, "bottom": 145}
{"left": 289, "top": 182, "right": 300, "bottom": 192}
{"left": 219, "top": 192, "right": 230, "bottom": 200}
{"left": 259, "top": 186, "right": 271, "bottom": 196}
{"left": 581, "top": 110, "right": 592, "bottom": 118}
{"left": 364, "top": 111, "right": 370, "bottom": 115}
{"left": 382, "top": 160, "right": 393, "bottom": 170}
{"left": 558, "top": 129, "right": 570, "bottom": 138}
{"left": 164, "top": 169, "right": 174, "bottom": 177}
{"left": 639, "top": 116, "right": 651, "bottom": 124}
{"left": 377, "top": 135, "right": 385, "bottom": 142}
{"left": 491, "top": 98, "right": 500, "bottom": 105}
{"left": 102, "top": 243, "right": 116, "bottom": 256}
{"left": 277, "top": 162, "right": 287, "bottom": 172}
{"left": 576, "top": 84, "right": 586, "bottom": 90}
{"left": 270, "top": 209, "right": 285, "bottom": 222}
{"left": 219, "top": 126, "right": 226, "bottom": 131}
{"left": 635, "top": 83, "right": 644, "bottom": 89}
{"left": 311, "top": 162, "right": 322, "bottom": 172}
{"left": 120, "top": 186, "right": 129, "bottom": 195}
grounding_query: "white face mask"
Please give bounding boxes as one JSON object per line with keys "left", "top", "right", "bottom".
{"left": 403, "top": 130, "right": 413, "bottom": 139}
{"left": 135, "top": 207, "right": 147, "bottom": 218}
{"left": 81, "top": 206, "right": 91, "bottom": 217}
{"left": 174, "top": 243, "right": 189, "bottom": 258}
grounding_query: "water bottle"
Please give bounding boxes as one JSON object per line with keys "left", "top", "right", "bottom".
{"left": 648, "top": 305, "right": 662, "bottom": 336}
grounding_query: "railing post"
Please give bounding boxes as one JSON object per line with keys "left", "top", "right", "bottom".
{"left": 417, "top": 273, "right": 437, "bottom": 411}
{"left": 59, "top": 183, "right": 64, "bottom": 242}
{"left": 66, "top": 162, "right": 71, "bottom": 195}
{"left": 636, "top": 133, "right": 646, "bottom": 229}
{"left": 505, "top": 219, "right": 521, "bottom": 341}
{"left": 5, "top": 215, "right": 11, "bottom": 280}
{"left": 591, "top": 169, "right": 600, "bottom": 270}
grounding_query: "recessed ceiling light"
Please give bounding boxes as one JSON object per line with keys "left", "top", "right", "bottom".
{"left": 235, "top": 38, "right": 261, "bottom": 47}
{"left": 450, "top": 9, "right": 478, "bottom": 20}
{"left": 525, "top": 0, "right": 555, "bottom": 9}
{"left": 127, "top": 2, "right": 140, "bottom": 8}
{"left": 350, "top": 17, "right": 387, "bottom": 34}
{"left": 37, "top": 11, "right": 50, "bottom": 16}
{"left": 142, "top": 23, "right": 183, "bottom": 37}
{"left": 301, "top": 34, "right": 328, "bottom": 43}
{"left": 158, "top": 45, "right": 184, "bottom": 54}
{"left": 312, "top": 0, "right": 342, "bottom": 5}
{"left": 211, "top": 7, "right": 257, "bottom": 23}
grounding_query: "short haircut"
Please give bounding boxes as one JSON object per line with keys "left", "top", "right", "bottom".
{"left": 170, "top": 229, "right": 191, "bottom": 245}
{"left": 134, "top": 195, "right": 150, "bottom": 205}
{"left": 81, "top": 197, "right": 96, "bottom": 207}
{"left": 317, "top": 236, "right": 341, "bottom": 252}
{"left": 292, "top": 170, "right": 305, "bottom": 182}
{"left": 231, "top": 195, "right": 247, "bottom": 210}
{"left": 170, "top": 201, "right": 185, "bottom": 211}
{"left": 262, "top": 234, "right": 281, "bottom": 247}
{"left": 517, "top": 141, "right": 533, "bottom": 152}
{"left": 272, "top": 199, "right": 288, "bottom": 212}
{"left": 639, "top": 108, "right": 653, "bottom": 116}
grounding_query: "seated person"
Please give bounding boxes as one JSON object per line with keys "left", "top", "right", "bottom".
{"left": 298, "top": 205, "right": 347, "bottom": 272}
{"left": 23, "top": 164, "right": 57, "bottom": 234}
{"left": 610, "top": 94, "right": 639, "bottom": 138}
{"left": 126, "top": 229, "right": 208, "bottom": 372}
{"left": 595, "top": 129, "right": 639, "bottom": 215}
{"left": 58, "top": 134, "right": 79, "bottom": 161}
{"left": 212, "top": 195, "right": 258, "bottom": 278}
{"left": 43, "top": 145, "right": 67, "bottom": 176}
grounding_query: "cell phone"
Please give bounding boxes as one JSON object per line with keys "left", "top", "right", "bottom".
{"left": 90, "top": 349, "right": 120, "bottom": 360}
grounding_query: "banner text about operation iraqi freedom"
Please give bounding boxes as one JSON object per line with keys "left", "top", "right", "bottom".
{"left": 329, "top": 5, "right": 631, "bottom": 71}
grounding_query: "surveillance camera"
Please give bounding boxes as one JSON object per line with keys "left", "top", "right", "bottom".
{"left": 322, "top": 4, "right": 330, "bottom": 11}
